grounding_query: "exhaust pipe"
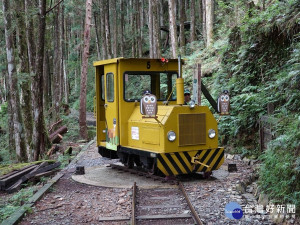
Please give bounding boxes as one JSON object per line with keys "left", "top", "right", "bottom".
{"left": 176, "top": 55, "right": 184, "bottom": 105}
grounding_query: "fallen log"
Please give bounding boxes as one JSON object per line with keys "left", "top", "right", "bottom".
{"left": 31, "top": 169, "right": 60, "bottom": 182}
{"left": 0, "top": 165, "right": 37, "bottom": 190}
{"left": 47, "top": 145, "right": 60, "bottom": 156}
{"left": 51, "top": 134, "right": 63, "bottom": 144}
{"left": 48, "top": 119, "right": 63, "bottom": 134}
{"left": 49, "top": 126, "right": 68, "bottom": 141}
{"left": 5, "top": 162, "right": 61, "bottom": 193}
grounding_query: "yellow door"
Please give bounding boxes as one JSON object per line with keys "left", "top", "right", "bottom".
{"left": 104, "top": 64, "right": 119, "bottom": 150}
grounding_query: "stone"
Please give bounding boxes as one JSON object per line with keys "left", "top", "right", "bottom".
{"left": 243, "top": 157, "right": 250, "bottom": 163}
{"left": 227, "top": 154, "right": 234, "bottom": 160}
{"left": 236, "top": 182, "right": 246, "bottom": 194}
{"left": 258, "top": 193, "right": 268, "bottom": 207}
{"left": 234, "top": 155, "right": 241, "bottom": 160}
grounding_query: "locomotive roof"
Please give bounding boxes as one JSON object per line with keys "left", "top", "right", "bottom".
{"left": 93, "top": 57, "right": 184, "bottom": 66}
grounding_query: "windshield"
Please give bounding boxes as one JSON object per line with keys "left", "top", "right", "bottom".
{"left": 124, "top": 72, "right": 178, "bottom": 101}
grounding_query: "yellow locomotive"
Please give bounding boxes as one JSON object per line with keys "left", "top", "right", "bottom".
{"left": 94, "top": 58, "right": 224, "bottom": 176}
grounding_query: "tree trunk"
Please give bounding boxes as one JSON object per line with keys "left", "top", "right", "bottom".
{"left": 3, "top": 0, "right": 28, "bottom": 162}
{"left": 130, "top": 0, "right": 136, "bottom": 57}
{"left": 94, "top": 12, "right": 101, "bottom": 59}
{"left": 111, "top": 0, "right": 117, "bottom": 57}
{"left": 202, "top": 0, "right": 206, "bottom": 44}
{"left": 32, "top": 0, "right": 49, "bottom": 160}
{"left": 24, "top": 0, "right": 36, "bottom": 73}
{"left": 60, "top": 4, "right": 66, "bottom": 104}
{"left": 179, "top": 0, "right": 185, "bottom": 54}
{"left": 43, "top": 50, "right": 51, "bottom": 110}
{"left": 100, "top": 0, "right": 108, "bottom": 59}
{"left": 190, "top": 0, "right": 196, "bottom": 43}
{"left": 53, "top": 4, "right": 62, "bottom": 121}
{"left": 205, "top": 0, "right": 214, "bottom": 47}
{"left": 79, "top": 0, "right": 93, "bottom": 140}
{"left": 16, "top": 0, "right": 34, "bottom": 160}
{"left": 136, "top": 0, "right": 143, "bottom": 57}
{"left": 153, "top": 0, "right": 161, "bottom": 58}
{"left": 168, "top": 0, "right": 177, "bottom": 58}
{"left": 104, "top": 0, "right": 112, "bottom": 58}
{"left": 198, "top": 0, "right": 203, "bottom": 35}
{"left": 148, "top": 0, "right": 154, "bottom": 58}
{"left": 119, "top": 0, "right": 124, "bottom": 57}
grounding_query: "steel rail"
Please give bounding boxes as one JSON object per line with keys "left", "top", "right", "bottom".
{"left": 131, "top": 182, "right": 137, "bottom": 225}
{"left": 178, "top": 182, "right": 203, "bottom": 225}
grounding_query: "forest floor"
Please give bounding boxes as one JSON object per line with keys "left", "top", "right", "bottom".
{"left": 17, "top": 142, "right": 299, "bottom": 225}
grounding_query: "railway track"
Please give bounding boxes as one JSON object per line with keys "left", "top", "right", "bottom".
{"left": 131, "top": 181, "right": 203, "bottom": 225}
{"left": 98, "top": 164, "right": 203, "bottom": 225}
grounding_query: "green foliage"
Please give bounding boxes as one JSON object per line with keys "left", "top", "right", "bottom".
{"left": 181, "top": 0, "right": 300, "bottom": 207}
{"left": 259, "top": 117, "right": 300, "bottom": 208}
{"left": 0, "top": 102, "right": 10, "bottom": 163}
{"left": 0, "top": 187, "right": 36, "bottom": 222}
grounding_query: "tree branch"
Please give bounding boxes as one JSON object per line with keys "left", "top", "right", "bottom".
{"left": 46, "top": 0, "right": 65, "bottom": 14}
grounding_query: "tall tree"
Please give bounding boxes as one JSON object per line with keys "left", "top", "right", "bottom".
{"left": 168, "top": 0, "right": 177, "bottom": 58}
{"left": 179, "top": 0, "right": 185, "bottom": 54}
{"left": 53, "top": 3, "right": 62, "bottom": 121}
{"left": 136, "top": 0, "right": 143, "bottom": 57}
{"left": 148, "top": 0, "right": 154, "bottom": 58}
{"left": 94, "top": 12, "right": 101, "bottom": 59}
{"left": 3, "top": 0, "right": 28, "bottom": 162}
{"left": 190, "top": 0, "right": 196, "bottom": 43}
{"left": 130, "top": 0, "right": 136, "bottom": 57}
{"left": 100, "top": 0, "right": 108, "bottom": 59}
{"left": 205, "top": 0, "right": 214, "bottom": 47}
{"left": 32, "top": 0, "right": 49, "bottom": 160}
{"left": 24, "top": 0, "right": 36, "bottom": 73}
{"left": 16, "top": 0, "right": 34, "bottom": 160}
{"left": 153, "top": 0, "right": 161, "bottom": 58}
{"left": 202, "top": 0, "right": 206, "bottom": 44}
{"left": 79, "top": 0, "right": 93, "bottom": 140}
{"left": 104, "top": 0, "right": 112, "bottom": 58}
{"left": 119, "top": 0, "right": 125, "bottom": 56}
{"left": 111, "top": 0, "right": 117, "bottom": 57}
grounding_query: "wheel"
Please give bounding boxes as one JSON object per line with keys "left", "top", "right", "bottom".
{"left": 203, "top": 171, "right": 212, "bottom": 179}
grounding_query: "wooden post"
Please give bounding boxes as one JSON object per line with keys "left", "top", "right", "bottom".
{"left": 193, "top": 64, "right": 202, "bottom": 105}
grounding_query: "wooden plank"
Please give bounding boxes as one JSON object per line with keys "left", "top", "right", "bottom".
{"left": 0, "top": 170, "right": 20, "bottom": 180}
{"left": 149, "top": 196, "right": 171, "bottom": 200}
{"left": 33, "top": 169, "right": 60, "bottom": 180}
{"left": 0, "top": 165, "right": 37, "bottom": 188}
{"left": 136, "top": 214, "right": 192, "bottom": 220}
{"left": 6, "top": 162, "right": 61, "bottom": 193}
{"left": 0, "top": 203, "right": 34, "bottom": 225}
{"left": 139, "top": 204, "right": 183, "bottom": 209}
{"left": 98, "top": 216, "right": 130, "bottom": 221}
{"left": 28, "top": 173, "right": 64, "bottom": 203}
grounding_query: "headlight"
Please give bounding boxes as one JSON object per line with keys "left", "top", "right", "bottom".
{"left": 189, "top": 100, "right": 195, "bottom": 109}
{"left": 208, "top": 129, "right": 216, "bottom": 139}
{"left": 167, "top": 131, "right": 176, "bottom": 142}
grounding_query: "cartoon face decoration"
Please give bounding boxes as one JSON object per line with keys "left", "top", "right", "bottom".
{"left": 140, "top": 93, "right": 158, "bottom": 116}
{"left": 218, "top": 91, "right": 230, "bottom": 115}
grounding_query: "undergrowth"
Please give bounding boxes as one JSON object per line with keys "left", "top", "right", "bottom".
{"left": 0, "top": 187, "right": 36, "bottom": 222}
{"left": 183, "top": 0, "right": 300, "bottom": 209}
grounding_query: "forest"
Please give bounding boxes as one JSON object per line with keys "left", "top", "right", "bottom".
{"left": 0, "top": 0, "right": 299, "bottom": 219}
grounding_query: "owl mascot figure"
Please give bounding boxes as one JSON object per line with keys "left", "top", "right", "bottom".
{"left": 218, "top": 90, "right": 230, "bottom": 115}
{"left": 140, "top": 90, "right": 158, "bottom": 117}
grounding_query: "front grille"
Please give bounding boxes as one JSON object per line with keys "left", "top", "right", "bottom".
{"left": 178, "top": 113, "right": 206, "bottom": 146}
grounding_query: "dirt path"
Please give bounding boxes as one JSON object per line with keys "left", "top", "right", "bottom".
{"left": 19, "top": 143, "right": 297, "bottom": 224}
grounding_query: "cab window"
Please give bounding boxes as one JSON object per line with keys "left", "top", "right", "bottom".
{"left": 101, "top": 75, "right": 105, "bottom": 100}
{"left": 106, "top": 73, "right": 114, "bottom": 102}
{"left": 124, "top": 72, "right": 178, "bottom": 101}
